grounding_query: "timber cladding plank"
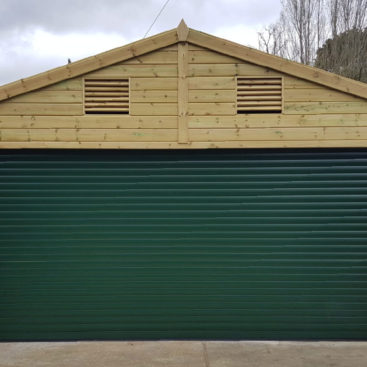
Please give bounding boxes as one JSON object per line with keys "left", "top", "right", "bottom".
{"left": 130, "top": 90, "right": 177, "bottom": 103}
{"left": 324, "top": 127, "right": 367, "bottom": 139}
{"left": 189, "top": 90, "right": 236, "bottom": 103}
{"left": 41, "top": 78, "right": 83, "bottom": 91}
{"left": 188, "top": 114, "right": 367, "bottom": 128}
{"left": 190, "top": 128, "right": 324, "bottom": 141}
{"left": 0, "top": 128, "right": 177, "bottom": 142}
{"left": 189, "top": 126, "right": 367, "bottom": 141}
{"left": 0, "top": 115, "right": 178, "bottom": 129}
{"left": 2, "top": 139, "right": 367, "bottom": 148}
{"left": 189, "top": 77, "right": 235, "bottom": 90}
{"left": 284, "top": 88, "right": 365, "bottom": 102}
{"left": 86, "top": 64, "right": 178, "bottom": 78}
{"left": 0, "top": 103, "right": 83, "bottom": 116}
{"left": 123, "top": 51, "right": 178, "bottom": 64}
{"left": 160, "top": 44, "right": 178, "bottom": 51}
{"left": 188, "top": 103, "right": 236, "bottom": 116}
{"left": 284, "top": 77, "right": 324, "bottom": 89}
{"left": 189, "top": 63, "right": 281, "bottom": 77}
{"left": 285, "top": 75, "right": 367, "bottom": 106}
{"left": 189, "top": 50, "right": 241, "bottom": 64}
{"left": 130, "top": 78, "right": 177, "bottom": 90}
{"left": 2, "top": 123, "right": 367, "bottom": 144}
{"left": 188, "top": 44, "right": 208, "bottom": 51}
{"left": 284, "top": 101, "right": 367, "bottom": 114}
{"left": 6, "top": 90, "right": 83, "bottom": 104}
{"left": 130, "top": 103, "right": 178, "bottom": 116}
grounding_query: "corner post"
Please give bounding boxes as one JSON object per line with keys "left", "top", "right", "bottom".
{"left": 177, "top": 20, "right": 189, "bottom": 144}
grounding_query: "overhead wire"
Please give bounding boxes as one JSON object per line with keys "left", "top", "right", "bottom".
{"left": 143, "top": 0, "right": 171, "bottom": 38}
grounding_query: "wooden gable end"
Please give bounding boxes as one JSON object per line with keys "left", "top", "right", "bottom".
{"left": 0, "top": 34, "right": 367, "bottom": 148}
{"left": 186, "top": 45, "right": 367, "bottom": 147}
{"left": 0, "top": 45, "right": 179, "bottom": 146}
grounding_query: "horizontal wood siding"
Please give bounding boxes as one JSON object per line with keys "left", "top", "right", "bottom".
{"left": 189, "top": 90, "right": 236, "bottom": 103}
{"left": 131, "top": 90, "right": 177, "bottom": 103}
{"left": 189, "top": 63, "right": 281, "bottom": 77}
{"left": 6, "top": 90, "right": 83, "bottom": 103}
{"left": 188, "top": 103, "right": 235, "bottom": 116}
{"left": 1, "top": 128, "right": 176, "bottom": 142}
{"left": 0, "top": 49, "right": 179, "bottom": 146}
{"left": 41, "top": 79, "right": 83, "bottom": 91}
{"left": 2, "top": 140, "right": 367, "bottom": 149}
{"left": 86, "top": 64, "right": 178, "bottom": 78}
{"left": 124, "top": 47, "right": 178, "bottom": 64}
{"left": 0, "top": 103, "right": 83, "bottom": 116}
{"left": 0, "top": 43, "right": 366, "bottom": 148}
{"left": 130, "top": 78, "right": 177, "bottom": 90}
{"left": 189, "top": 77, "right": 235, "bottom": 90}
{"left": 185, "top": 47, "right": 367, "bottom": 148}
{"left": 284, "top": 101, "right": 367, "bottom": 114}
{"left": 130, "top": 103, "right": 177, "bottom": 116}
{"left": 0, "top": 115, "right": 177, "bottom": 129}
{"left": 0, "top": 78, "right": 83, "bottom": 116}
{"left": 188, "top": 114, "right": 367, "bottom": 128}
{"left": 284, "top": 88, "right": 364, "bottom": 102}
{"left": 189, "top": 50, "right": 240, "bottom": 64}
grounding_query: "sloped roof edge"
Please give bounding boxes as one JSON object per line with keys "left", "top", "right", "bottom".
{"left": 0, "top": 28, "right": 179, "bottom": 101}
{"left": 0, "top": 20, "right": 366, "bottom": 101}
{"left": 187, "top": 28, "right": 367, "bottom": 100}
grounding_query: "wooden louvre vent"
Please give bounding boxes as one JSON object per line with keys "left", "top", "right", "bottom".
{"left": 237, "top": 77, "right": 282, "bottom": 113}
{"left": 84, "top": 78, "right": 129, "bottom": 114}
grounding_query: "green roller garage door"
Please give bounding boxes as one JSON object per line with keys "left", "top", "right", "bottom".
{"left": 1, "top": 149, "right": 367, "bottom": 341}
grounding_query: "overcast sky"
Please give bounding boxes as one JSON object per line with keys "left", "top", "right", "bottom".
{"left": 0, "top": 0, "right": 281, "bottom": 86}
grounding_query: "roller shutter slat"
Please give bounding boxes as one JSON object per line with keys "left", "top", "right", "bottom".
{"left": 0, "top": 149, "right": 366, "bottom": 341}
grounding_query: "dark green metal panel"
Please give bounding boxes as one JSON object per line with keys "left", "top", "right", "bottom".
{"left": 0, "top": 149, "right": 367, "bottom": 341}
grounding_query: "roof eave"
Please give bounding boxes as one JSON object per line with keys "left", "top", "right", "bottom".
{"left": 0, "top": 22, "right": 366, "bottom": 102}
{"left": 187, "top": 28, "right": 367, "bottom": 100}
{"left": 0, "top": 28, "right": 178, "bottom": 101}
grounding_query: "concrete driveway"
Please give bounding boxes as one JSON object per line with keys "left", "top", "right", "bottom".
{"left": 0, "top": 341, "right": 366, "bottom": 367}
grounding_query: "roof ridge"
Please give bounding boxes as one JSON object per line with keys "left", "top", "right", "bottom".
{"left": 0, "top": 28, "right": 178, "bottom": 101}
{"left": 0, "top": 22, "right": 366, "bottom": 101}
{"left": 187, "top": 28, "right": 367, "bottom": 99}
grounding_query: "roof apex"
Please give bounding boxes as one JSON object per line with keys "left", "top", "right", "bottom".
{"left": 0, "top": 27, "right": 178, "bottom": 101}
{"left": 0, "top": 25, "right": 367, "bottom": 101}
{"left": 187, "top": 28, "right": 367, "bottom": 99}
{"left": 177, "top": 19, "right": 189, "bottom": 41}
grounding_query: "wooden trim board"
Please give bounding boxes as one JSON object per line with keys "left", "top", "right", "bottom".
{"left": 178, "top": 42, "right": 189, "bottom": 143}
{"left": 0, "top": 21, "right": 366, "bottom": 102}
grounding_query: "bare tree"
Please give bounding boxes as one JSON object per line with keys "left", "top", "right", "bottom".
{"left": 329, "top": 0, "right": 340, "bottom": 37}
{"left": 258, "top": 23, "right": 286, "bottom": 57}
{"left": 329, "top": 0, "right": 367, "bottom": 33}
{"left": 288, "top": 0, "right": 318, "bottom": 63}
{"left": 318, "top": 0, "right": 367, "bottom": 81}
{"left": 258, "top": 0, "right": 367, "bottom": 69}
{"left": 316, "top": 0, "right": 327, "bottom": 49}
{"left": 258, "top": 0, "right": 326, "bottom": 65}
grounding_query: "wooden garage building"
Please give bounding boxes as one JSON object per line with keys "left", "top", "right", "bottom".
{"left": 0, "top": 21, "right": 367, "bottom": 340}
